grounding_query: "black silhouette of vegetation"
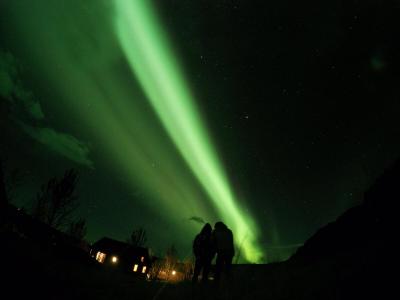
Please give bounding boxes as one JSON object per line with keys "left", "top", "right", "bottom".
{"left": 67, "top": 218, "right": 87, "bottom": 241}
{"left": 32, "top": 169, "right": 79, "bottom": 230}
{"left": 164, "top": 244, "right": 178, "bottom": 279}
{"left": 127, "top": 226, "right": 147, "bottom": 247}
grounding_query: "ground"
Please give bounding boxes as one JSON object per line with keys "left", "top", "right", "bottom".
{"left": 1, "top": 230, "right": 388, "bottom": 300}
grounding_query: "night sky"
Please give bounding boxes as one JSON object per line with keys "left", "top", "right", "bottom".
{"left": 1, "top": 0, "right": 399, "bottom": 263}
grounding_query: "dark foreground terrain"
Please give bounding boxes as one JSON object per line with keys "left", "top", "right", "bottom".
{"left": 0, "top": 227, "right": 391, "bottom": 300}
{"left": 2, "top": 160, "right": 398, "bottom": 299}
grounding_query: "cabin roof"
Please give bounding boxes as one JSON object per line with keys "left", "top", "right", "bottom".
{"left": 92, "top": 237, "right": 128, "bottom": 252}
{"left": 92, "top": 237, "right": 149, "bottom": 257}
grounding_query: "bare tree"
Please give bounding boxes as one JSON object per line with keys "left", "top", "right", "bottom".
{"left": 148, "top": 258, "right": 163, "bottom": 280}
{"left": 67, "top": 218, "right": 87, "bottom": 240}
{"left": 128, "top": 227, "right": 147, "bottom": 247}
{"left": 33, "top": 169, "right": 79, "bottom": 229}
{"left": 182, "top": 257, "right": 194, "bottom": 280}
{"left": 165, "top": 244, "right": 178, "bottom": 280}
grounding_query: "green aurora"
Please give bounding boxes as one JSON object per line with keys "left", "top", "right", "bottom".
{"left": 114, "top": 0, "right": 262, "bottom": 262}
{"left": 1, "top": 0, "right": 263, "bottom": 262}
{"left": 2, "top": 0, "right": 398, "bottom": 265}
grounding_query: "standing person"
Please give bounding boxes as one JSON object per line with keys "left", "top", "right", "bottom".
{"left": 211, "top": 221, "right": 234, "bottom": 284}
{"left": 192, "top": 223, "right": 214, "bottom": 283}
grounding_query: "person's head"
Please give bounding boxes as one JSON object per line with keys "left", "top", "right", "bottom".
{"left": 200, "top": 223, "right": 212, "bottom": 236}
{"left": 214, "top": 221, "right": 227, "bottom": 230}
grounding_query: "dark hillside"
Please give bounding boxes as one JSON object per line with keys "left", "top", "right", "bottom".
{"left": 291, "top": 159, "right": 398, "bottom": 262}
{"left": 283, "top": 159, "right": 399, "bottom": 299}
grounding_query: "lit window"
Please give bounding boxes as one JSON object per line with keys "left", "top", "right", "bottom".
{"left": 96, "top": 252, "right": 106, "bottom": 263}
{"left": 172, "top": 270, "right": 176, "bottom": 276}
{"left": 140, "top": 256, "right": 144, "bottom": 262}
{"left": 142, "top": 266, "right": 147, "bottom": 273}
{"left": 111, "top": 256, "right": 118, "bottom": 263}
{"left": 133, "top": 264, "right": 138, "bottom": 272}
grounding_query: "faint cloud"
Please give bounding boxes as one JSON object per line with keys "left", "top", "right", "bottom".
{"left": 19, "top": 123, "right": 94, "bottom": 168}
{"left": 1, "top": 50, "right": 93, "bottom": 168}
{"left": 16, "top": 89, "right": 45, "bottom": 120}
{"left": 0, "top": 51, "right": 18, "bottom": 100}
{"left": 0, "top": 50, "right": 44, "bottom": 120}
{"left": 0, "top": 68, "right": 14, "bottom": 100}
{"left": 189, "top": 216, "right": 206, "bottom": 224}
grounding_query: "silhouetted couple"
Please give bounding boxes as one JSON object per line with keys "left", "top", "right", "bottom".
{"left": 192, "top": 221, "right": 234, "bottom": 284}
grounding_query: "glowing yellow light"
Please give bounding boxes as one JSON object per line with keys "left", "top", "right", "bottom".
{"left": 172, "top": 270, "right": 176, "bottom": 276}
{"left": 95, "top": 251, "right": 106, "bottom": 263}
{"left": 133, "top": 264, "right": 138, "bottom": 272}
{"left": 111, "top": 256, "right": 118, "bottom": 263}
{"left": 142, "top": 266, "right": 147, "bottom": 273}
{"left": 140, "top": 256, "right": 144, "bottom": 262}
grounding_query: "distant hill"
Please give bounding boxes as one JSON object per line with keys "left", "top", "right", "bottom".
{"left": 283, "top": 159, "right": 399, "bottom": 299}
{"left": 291, "top": 159, "right": 397, "bottom": 262}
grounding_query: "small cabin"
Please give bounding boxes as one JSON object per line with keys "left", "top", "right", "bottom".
{"left": 91, "top": 237, "right": 150, "bottom": 276}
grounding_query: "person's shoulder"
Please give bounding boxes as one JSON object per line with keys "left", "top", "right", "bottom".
{"left": 194, "top": 233, "right": 201, "bottom": 242}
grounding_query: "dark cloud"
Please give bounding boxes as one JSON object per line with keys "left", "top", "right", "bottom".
{"left": 1, "top": 50, "right": 93, "bottom": 168}
{"left": 188, "top": 216, "right": 206, "bottom": 225}
{"left": 0, "top": 50, "right": 44, "bottom": 120}
{"left": 19, "top": 123, "right": 93, "bottom": 169}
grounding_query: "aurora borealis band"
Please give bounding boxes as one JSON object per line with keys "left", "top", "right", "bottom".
{"left": 0, "top": 0, "right": 263, "bottom": 262}
{"left": 114, "top": 0, "right": 261, "bottom": 262}
{"left": 1, "top": 0, "right": 400, "bottom": 265}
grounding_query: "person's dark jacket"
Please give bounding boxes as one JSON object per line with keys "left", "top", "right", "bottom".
{"left": 211, "top": 222, "right": 234, "bottom": 257}
{"left": 193, "top": 224, "right": 213, "bottom": 260}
